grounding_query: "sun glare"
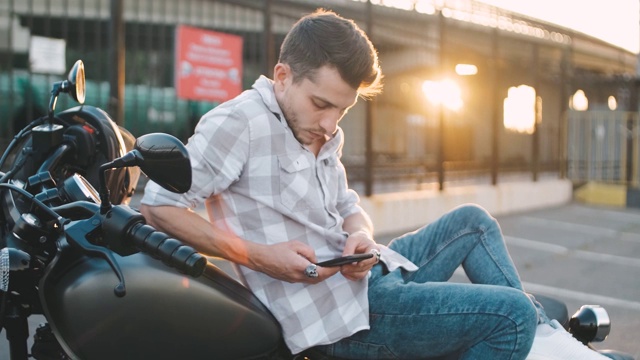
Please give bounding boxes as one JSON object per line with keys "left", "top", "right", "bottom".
{"left": 422, "top": 79, "right": 463, "bottom": 112}
{"left": 503, "top": 85, "right": 536, "bottom": 134}
{"left": 570, "top": 89, "right": 588, "bottom": 111}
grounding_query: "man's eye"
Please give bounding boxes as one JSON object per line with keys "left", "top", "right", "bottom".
{"left": 312, "top": 100, "right": 329, "bottom": 109}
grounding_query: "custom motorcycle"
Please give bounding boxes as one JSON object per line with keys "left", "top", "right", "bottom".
{"left": 0, "top": 61, "right": 634, "bottom": 360}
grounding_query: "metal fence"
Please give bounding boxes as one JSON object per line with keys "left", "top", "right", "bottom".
{"left": 1, "top": 0, "right": 633, "bottom": 194}
{"left": 567, "top": 110, "right": 640, "bottom": 186}
{"left": 1, "top": 0, "right": 276, "bottom": 143}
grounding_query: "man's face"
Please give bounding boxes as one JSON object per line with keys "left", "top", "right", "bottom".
{"left": 273, "top": 64, "right": 358, "bottom": 146}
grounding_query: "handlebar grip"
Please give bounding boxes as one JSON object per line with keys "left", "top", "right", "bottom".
{"left": 127, "top": 222, "right": 206, "bottom": 277}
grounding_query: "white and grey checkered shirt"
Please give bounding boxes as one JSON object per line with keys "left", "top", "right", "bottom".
{"left": 141, "top": 76, "right": 416, "bottom": 353}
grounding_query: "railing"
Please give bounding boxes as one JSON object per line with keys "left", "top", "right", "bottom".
{"left": 567, "top": 110, "right": 639, "bottom": 187}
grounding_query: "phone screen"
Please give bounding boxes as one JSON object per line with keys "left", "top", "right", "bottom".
{"left": 315, "top": 253, "right": 374, "bottom": 267}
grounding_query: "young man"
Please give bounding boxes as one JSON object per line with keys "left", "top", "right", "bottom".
{"left": 140, "top": 9, "right": 609, "bottom": 360}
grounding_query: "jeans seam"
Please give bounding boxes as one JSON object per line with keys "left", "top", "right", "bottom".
{"left": 404, "top": 227, "right": 482, "bottom": 282}
{"left": 478, "top": 225, "right": 522, "bottom": 289}
{"left": 324, "top": 337, "right": 396, "bottom": 359}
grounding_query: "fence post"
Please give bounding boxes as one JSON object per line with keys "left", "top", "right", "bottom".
{"left": 627, "top": 115, "right": 635, "bottom": 184}
{"left": 263, "top": 0, "right": 275, "bottom": 78}
{"left": 109, "top": 0, "right": 125, "bottom": 126}
{"left": 558, "top": 45, "right": 572, "bottom": 179}
{"left": 364, "top": 0, "right": 374, "bottom": 197}
{"left": 490, "top": 27, "right": 500, "bottom": 186}
{"left": 532, "top": 44, "right": 540, "bottom": 182}
{"left": 437, "top": 10, "right": 446, "bottom": 191}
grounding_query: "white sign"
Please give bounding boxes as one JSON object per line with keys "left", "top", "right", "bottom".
{"left": 29, "top": 36, "right": 66, "bottom": 74}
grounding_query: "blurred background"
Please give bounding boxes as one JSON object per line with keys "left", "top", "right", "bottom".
{"left": 1, "top": 0, "right": 639, "bottom": 198}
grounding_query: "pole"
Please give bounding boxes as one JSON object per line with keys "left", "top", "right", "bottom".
{"left": 490, "top": 27, "right": 500, "bottom": 186}
{"left": 109, "top": 0, "right": 125, "bottom": 126}
{"left": 263, "top": 0, "right": 275, "bottom": 78}
{"left": 364, "top": 0, "right": 374, "bottom": 196}
{"left": 532, "top": 44, "right": 540, "bottom": 182}
{"left": 558, "top": 45, "right": 571, "bottom": 179}
{"left": 437, "top": 11, "right": 446, "bottom": 191}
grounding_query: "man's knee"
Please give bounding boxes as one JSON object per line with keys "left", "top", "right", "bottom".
{"left": 475, "top": 289, "right": 538, "bottom": 357}
{"left": 500, "top": 288, "right": 539, "bottom": 331}
{"left": 451, "top": 203, "right": 490, "bottom": 217}
{"left": 448, "top": 204, "right": 497, "bottom": 227}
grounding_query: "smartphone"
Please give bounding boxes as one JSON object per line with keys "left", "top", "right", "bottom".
{"left": 315, "top": 253, "right": 374, "bottom": 267}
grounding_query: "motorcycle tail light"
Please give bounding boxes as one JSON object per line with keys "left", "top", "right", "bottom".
{"left": 569, "top": 305, "right": 611, "bottom": 344}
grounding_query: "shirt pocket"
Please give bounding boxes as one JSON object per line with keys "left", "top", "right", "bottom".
{"left": 320, "top": 155, "right": 340, "bottom": 205}
{"left": 278, "top": 153, "right": 322, "bottom": 211}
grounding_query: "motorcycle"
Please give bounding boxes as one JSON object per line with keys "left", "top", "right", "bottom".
{"left": 0, "top": 61, "right": 634, "bottom": 360}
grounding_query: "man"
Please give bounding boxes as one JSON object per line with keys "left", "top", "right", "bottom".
{"left": 140, "top": 9, "right": 609, "bottom": 360}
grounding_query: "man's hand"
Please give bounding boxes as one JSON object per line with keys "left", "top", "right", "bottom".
{"left": 340, "top": 230, "right": 380, "bottom": 281}
{"left": 250, "top": 241, "right": 340, "bottom": 284}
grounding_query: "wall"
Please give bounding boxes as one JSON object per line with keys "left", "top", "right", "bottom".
{"left": 359, "top": 178, "right": 573, "bottom": 236}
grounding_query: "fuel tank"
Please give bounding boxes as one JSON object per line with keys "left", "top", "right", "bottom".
{"left": 39, "top": 248, "right": 282, "bottom": 360}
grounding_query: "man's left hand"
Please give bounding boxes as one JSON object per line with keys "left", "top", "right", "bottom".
{"left": 340, "top": 230, "right": 380, "bottom": 281}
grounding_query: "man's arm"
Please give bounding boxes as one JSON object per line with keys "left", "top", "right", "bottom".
{"left": 139, "top": 204, "right": 340, "bottom": 283}
{"left": 342, "top": 207, "right": 373, "bottom": 236}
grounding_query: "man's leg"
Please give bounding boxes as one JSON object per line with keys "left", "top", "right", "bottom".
{"left": 389, "top": 203, "right": 550, "bottom": 323}
{"left": 388, "top": 203, "right": 523, "bottom": 288}
{"left": 319, "top": 277, "right": 537, "bottom": 359}
{"left": 316, "top": 204, "right": 538, "bottom": 359}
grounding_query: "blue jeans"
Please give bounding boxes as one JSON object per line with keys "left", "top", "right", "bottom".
{"left": 317, "top": 204, "right": 542, "bottom": 359}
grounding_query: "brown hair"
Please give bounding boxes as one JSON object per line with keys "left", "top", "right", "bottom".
{"left": 278, "top": 9, "right": 383, "bottom": 98}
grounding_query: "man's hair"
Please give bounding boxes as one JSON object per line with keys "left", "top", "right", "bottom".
{"left": 278, "top": 9, "right": 383, "bottom": 98}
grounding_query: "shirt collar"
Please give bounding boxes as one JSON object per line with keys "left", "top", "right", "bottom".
{"left": 252, "top": 75, "right": 285, "bottom": 121}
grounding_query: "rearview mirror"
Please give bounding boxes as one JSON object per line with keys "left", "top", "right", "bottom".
{"left": 48, "top": 59, "right": 86, "bottom": 118}
{"left": 98, "top": 133, "right": 192, "bottom": 213}
{"left": 133, "top": 133, "right": 192, "bottom": 194}
{"left": 67, "top": 60, "right": 86, "bottom": 104}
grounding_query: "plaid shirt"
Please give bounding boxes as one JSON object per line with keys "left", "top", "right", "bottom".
{"left": 141, "top": 76, "right": 417, "bottom": 353}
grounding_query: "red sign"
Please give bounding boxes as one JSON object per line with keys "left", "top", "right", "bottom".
{"left": 175, "top": 25, "right": 243, "bottom": 102}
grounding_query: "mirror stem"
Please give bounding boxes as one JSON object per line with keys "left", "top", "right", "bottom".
{"left": 98, "top": 164, "right": 113, "bottom": 214}
{"left": 48, "top": 81, "right": 63, "bottom": 124}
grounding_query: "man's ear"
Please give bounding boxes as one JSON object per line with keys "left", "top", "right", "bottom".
{"left": 273, "top": 63, "right": 290, "bottom": 89}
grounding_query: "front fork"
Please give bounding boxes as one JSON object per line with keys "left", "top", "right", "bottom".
{"left": 1, "top": 243, "right": 37, "bottom": 360}
{"left": 2, "top": 294, "right": 30, "bottom": 360}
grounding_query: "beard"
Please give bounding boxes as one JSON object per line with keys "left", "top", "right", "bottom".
{"left": 281, "top": 104, "right": 314, "bottom": 145}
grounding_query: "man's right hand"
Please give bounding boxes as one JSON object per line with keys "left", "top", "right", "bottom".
{"left": 249, "top": 241, "right": 340, "bottom": 284}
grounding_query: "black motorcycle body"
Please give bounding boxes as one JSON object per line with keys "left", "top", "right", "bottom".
{"left": 40, "top": 245, "right": 281, "bottom": 359}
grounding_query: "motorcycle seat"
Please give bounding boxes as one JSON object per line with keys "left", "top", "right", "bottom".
{"left": 598, "top": 350, "right": 636, "bottom": 360}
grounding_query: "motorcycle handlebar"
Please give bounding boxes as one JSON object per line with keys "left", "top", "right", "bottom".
{"left": 126, "top": 222, "right": 206, "bottom": 277}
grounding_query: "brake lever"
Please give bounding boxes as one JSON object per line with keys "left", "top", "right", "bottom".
{"left": 64, "top": 213, "right": 127, "bottom": 297}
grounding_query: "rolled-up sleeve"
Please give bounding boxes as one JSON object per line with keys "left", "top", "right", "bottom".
{"left": 141, "top": 104, "right": 249, "bottom": 209}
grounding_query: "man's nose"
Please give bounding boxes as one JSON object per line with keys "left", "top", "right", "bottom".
{"left": 319, "top": 112, "right": 340, "bottom": 135}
